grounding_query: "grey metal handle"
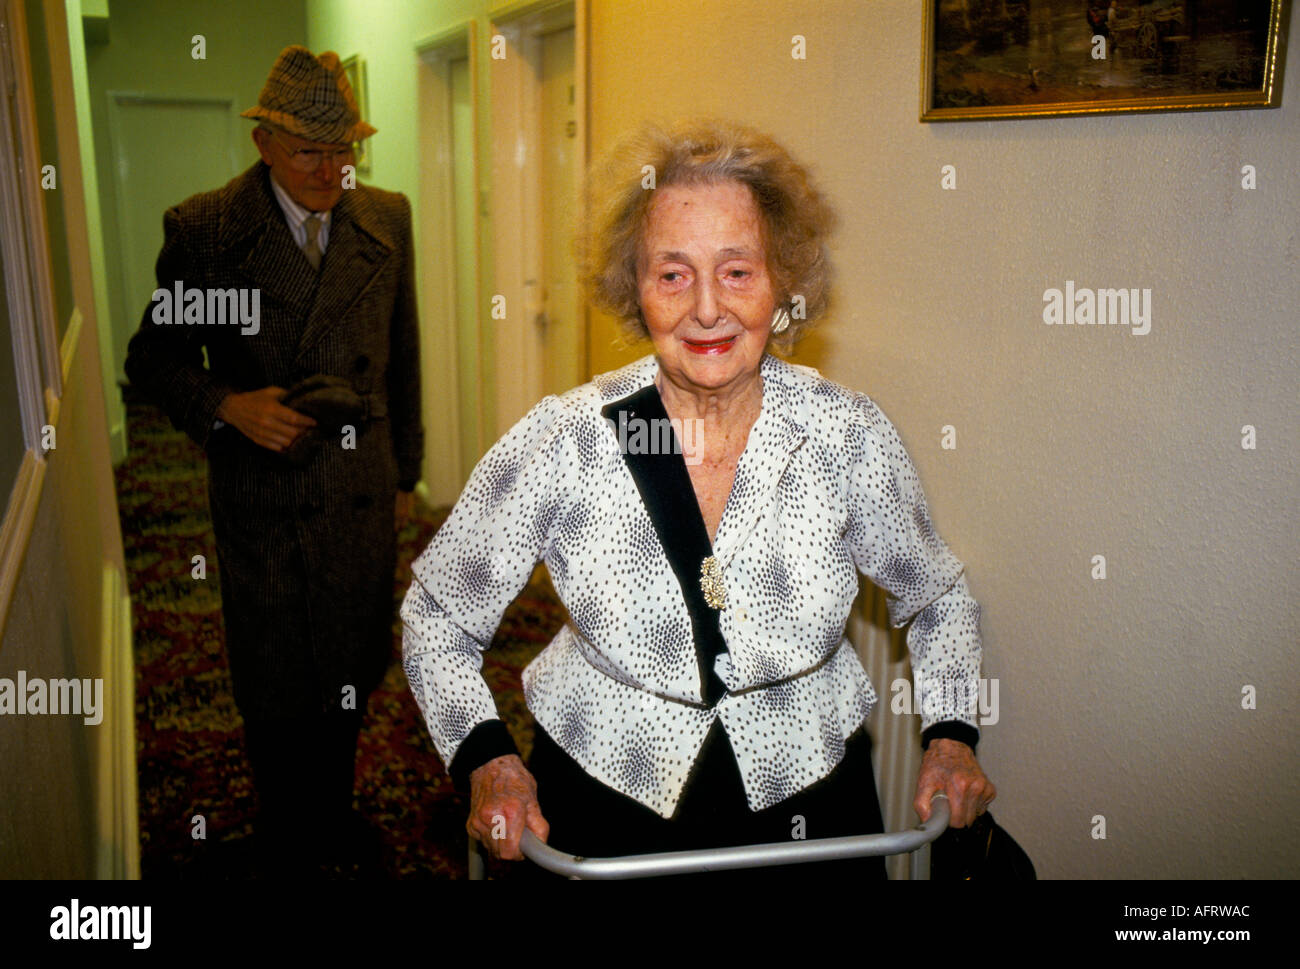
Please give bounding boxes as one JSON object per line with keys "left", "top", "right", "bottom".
{"left": 469, "top": 793, "right": 949, "bottom": 880}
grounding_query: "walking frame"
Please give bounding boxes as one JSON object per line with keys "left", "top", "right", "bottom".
{"left": 468, "top": 793, "right": 950, "bottom": 880}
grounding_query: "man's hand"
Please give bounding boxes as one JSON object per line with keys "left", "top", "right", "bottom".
{"left": 467, "top": 754, "right": 550, "bottom": 861}
{"left": 914, "top": 738, "right": 996, "bottom": 828}
{"left": 216, "top": 387, "right": 316, "bottom": 452}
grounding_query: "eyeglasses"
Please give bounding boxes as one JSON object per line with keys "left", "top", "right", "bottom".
{"left": 268, "top": 129, "right": 356, "bottom": 173}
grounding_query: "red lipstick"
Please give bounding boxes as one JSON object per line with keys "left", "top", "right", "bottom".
{"left": 683, "top": 335, "right": 737, "bottom": 354}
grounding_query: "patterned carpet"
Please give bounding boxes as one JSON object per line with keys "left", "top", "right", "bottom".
{"left": 115, "top": 392, "right": 564, "bottom": 879}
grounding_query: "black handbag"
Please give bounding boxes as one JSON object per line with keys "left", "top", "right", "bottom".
{"left": 930, "top": 810, "right": 1037, "bottom": 880}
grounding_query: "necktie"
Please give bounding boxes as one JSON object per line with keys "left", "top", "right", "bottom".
{"left": 302, "top": 214, "right": 322, "bottom": 271}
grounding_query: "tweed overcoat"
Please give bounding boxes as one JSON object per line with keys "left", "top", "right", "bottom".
{"left": 125, "top": 162, "right": 423, "bottom": 719}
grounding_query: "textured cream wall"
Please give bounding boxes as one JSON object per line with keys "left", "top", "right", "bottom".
{"left": 588, "top": 0, "right": 1300, "bottom": 877}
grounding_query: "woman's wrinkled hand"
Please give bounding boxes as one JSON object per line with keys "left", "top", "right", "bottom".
{"left": 913, "top": 739, "right": 996, "bottom": 828}
{"left": 468, "top": 754, "right": 550, "bottom": 860}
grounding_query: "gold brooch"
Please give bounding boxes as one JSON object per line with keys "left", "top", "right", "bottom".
{"left": 700, "top": 555, "right": 726, "bottom": 610}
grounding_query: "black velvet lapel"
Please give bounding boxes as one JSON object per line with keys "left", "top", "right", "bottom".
{"left": 602, "top": 385, "right": 728, "bottom": 705}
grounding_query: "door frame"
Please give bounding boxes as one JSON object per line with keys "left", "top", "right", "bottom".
{"left": 416, "top": 23, "right": 479, "bottom": 502}
{"left": 489, "top": 0, "right": 587, "bottom": 436}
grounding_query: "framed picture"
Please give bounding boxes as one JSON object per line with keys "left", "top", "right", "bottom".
{"left": 341, "top": 54, "right": 371, "bottom": 172}
{"left": 921, "top": 0, "right": 1291, "bottom": 121}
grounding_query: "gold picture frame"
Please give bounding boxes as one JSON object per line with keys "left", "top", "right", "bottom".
{"left": 921, "top": 0, "right": 1290, "bottom": 121}
{"left": 342, "top": 54, "right": 371, "bottom": 172}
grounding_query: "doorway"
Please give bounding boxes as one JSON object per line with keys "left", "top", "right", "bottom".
{"left": 490, "top": 1, "right": 583, "bottom": 436}
{"left": 416, "top": 28, "right": 479, "bottom": 503}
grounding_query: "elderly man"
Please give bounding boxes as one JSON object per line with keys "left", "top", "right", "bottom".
{"left": 125, "top": 46, "right": 423, "bottom": 873}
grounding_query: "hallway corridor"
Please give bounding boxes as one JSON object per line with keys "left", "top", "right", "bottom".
{"left": 114, "top": 391, "right": 559, "bottom": 878}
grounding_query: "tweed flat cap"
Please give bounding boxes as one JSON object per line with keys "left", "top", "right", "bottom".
{"left": 241, "top": 45, "right": 376, "bottom": 144}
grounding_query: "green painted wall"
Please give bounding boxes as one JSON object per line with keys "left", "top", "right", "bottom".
{"left": 305, "top": 0, "right": 500, "bottom": 236}
{"left": 307, "top": 0, "right": 512, "bottom": 485}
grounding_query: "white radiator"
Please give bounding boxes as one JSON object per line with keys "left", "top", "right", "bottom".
{"left": 849, "top": 579, "right": 923, "bottom": 880}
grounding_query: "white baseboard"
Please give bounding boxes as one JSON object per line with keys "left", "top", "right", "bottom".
{"left": 95, "top": 561, "right": 139, "bottom": 879}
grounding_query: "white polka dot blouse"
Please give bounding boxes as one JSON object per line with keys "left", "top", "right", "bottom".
{"left": 401, "top": 353, "right": 983, "bottom": 818}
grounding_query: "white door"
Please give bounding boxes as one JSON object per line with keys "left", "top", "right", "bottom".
{"left": 105, "top": 95, "right": 240, "bottom": 384}
{"left": 538, "top": 26, "right": 579, "bottom": 399}
{"left": 416, "top": 34, "right": 481, "bottom": 503}
{"left": 491, "top": 3, "right": 580, "bottom": 436}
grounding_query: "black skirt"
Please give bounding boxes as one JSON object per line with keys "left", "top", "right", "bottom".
{"left": 527, "top": 719, "right": 888, "bottom": 882}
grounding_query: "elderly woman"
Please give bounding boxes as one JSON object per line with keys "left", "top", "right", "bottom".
{"left": 401, "top": 118, "right": 994, "bottom": 878}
